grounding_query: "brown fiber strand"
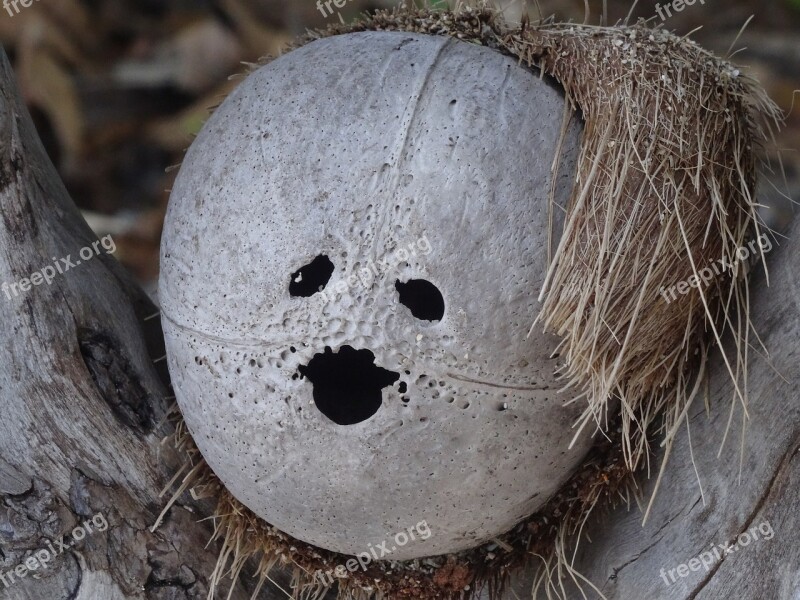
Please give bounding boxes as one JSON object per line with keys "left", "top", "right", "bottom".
{"left": 156, "top": 3, "right": 784, "bottom": 599}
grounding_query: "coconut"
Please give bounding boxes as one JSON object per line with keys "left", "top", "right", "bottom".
{"left": 160, "top": 29, "right": 592, "bottom": 562}
{"left": 156, "top": 5, "right": 783, "bottom": 599}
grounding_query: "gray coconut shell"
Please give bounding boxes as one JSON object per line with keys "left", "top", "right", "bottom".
{"left": 160, "top": 30, "right": 590, "bottom": 560}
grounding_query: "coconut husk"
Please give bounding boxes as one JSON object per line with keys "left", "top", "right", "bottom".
{"left": 155, "top": 4, "right": 783, "bottom": 599}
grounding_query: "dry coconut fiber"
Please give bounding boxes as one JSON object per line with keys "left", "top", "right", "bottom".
{"left": 154, "top": 4, "right": 784, "bottom": 600}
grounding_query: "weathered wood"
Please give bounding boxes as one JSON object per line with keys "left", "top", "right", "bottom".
{"left": 0, "top": 46, "right": 285, "bottom": 600}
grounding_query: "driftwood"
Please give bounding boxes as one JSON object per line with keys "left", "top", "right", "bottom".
{"left": 0, "top": 45, "right": 275, "bottom": 600}
{"left": 0, "top": 36, "right": 796, "bottom": 600}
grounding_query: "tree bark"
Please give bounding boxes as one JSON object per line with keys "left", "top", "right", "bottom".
{"left": 0, "top": 37, "right": 796, "bottom": 600}
{"left": 0, "top": 45, "right": 282, "bottom": 600}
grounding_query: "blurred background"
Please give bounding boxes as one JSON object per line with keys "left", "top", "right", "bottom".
{"left": 3, "top": 0, "right": 798, "bottom": 296}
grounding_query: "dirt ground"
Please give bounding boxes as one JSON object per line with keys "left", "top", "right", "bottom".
{"left": 3, "top": 0, "right": 798, "bottom": 292}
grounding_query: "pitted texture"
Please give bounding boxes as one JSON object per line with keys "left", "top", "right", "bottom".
{"left": 160, "top": 31, "right": 587, "bottom": 559}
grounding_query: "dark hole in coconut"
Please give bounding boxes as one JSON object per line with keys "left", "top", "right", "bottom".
{"left": 395, "top": 279, "right": 445, "bottom": 321}
{"left": 289, "top": 255, "right": 334, "bottom": 297}
{"left": 298, "top": 345, "right": 399, "bottom": 425}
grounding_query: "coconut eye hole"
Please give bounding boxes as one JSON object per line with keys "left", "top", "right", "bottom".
{"left": 395, "top": 278, "right": 445, "bottom": 322}
{"left": 289, "top": 255, "right": 334, "bottom": 297}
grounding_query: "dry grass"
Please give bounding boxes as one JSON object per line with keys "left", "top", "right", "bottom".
{"left": 156, "top": 3, "right": 784, "bottom": 599}
{"left": 500, "top": 14, "right": 782, "bottom": 518}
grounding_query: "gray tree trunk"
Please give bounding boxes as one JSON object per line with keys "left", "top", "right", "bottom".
{"left": 0, "top": 40, "right": 796, "bottom": 600}
{"left": 0, "top": 46, "right": 271, "bottom": 600}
